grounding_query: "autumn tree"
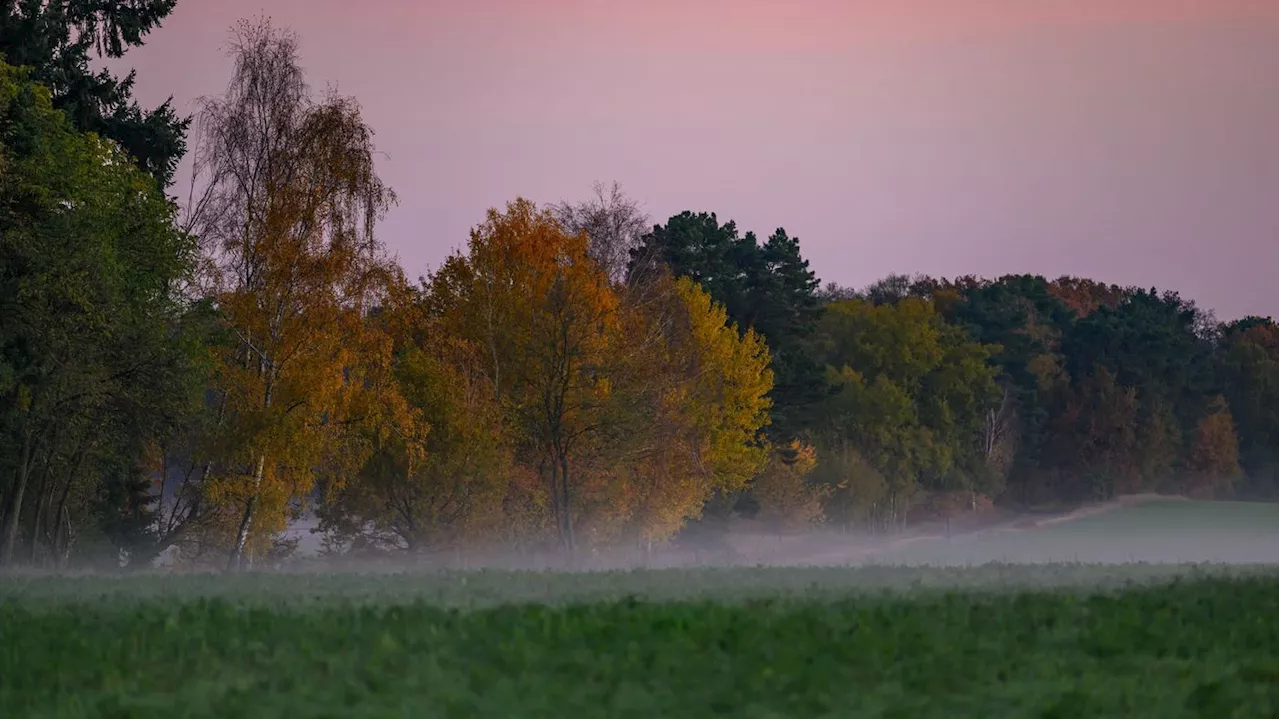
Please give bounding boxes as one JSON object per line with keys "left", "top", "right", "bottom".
{"left": 184, "top": 20, "right": 395, "bottom": 570}
{"left": 423, "top": 207, "right": 776, "bottom": 557}
{"left": 629, "top": 212, "right": 825, "bottom": 441}
{"left": 600, "top": 274, "right": 773, "bottom": 549}
{"left": 428, "top": 199, "right": 615, "bottom": 555}
{"left": 1047, "top": 276, "right": 1127, "bottom": 317}
{"left": 752, "top": 441, "right": 825, "bottom": 531}
{"left": 1183, "top": 396, "right": 1242, "bottom": 499}
{"left": 315, "top": 278, "right": 522, "bottom": 555}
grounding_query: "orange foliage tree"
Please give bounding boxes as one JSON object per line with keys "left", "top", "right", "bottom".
{"left": 422, "top": 204, "right": 775, "bottom": 558}
{"left": 1183, "top": 396, "right": 1242, "bottom": 499}
{"left": 428, "top": 199, "right": 616, "bottom": 554}
{"left": 185, "top": 20, "right": 397, "bottom": 569}
{"left": 315, "top": 274, "right": 529, "bottom": 556}
{"left": 752, "top": 441, "right": 825, "bottom": 531}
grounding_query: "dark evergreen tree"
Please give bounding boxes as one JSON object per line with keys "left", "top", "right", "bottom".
{"left": 1217, "top": 317, "right": 1278, "bottom": 497}
{"left": 1062, "top": 289, "right": 1217, "bottom": 430}
{"left": 0, "top": 59, "right": 197, "bottom": 566}
{"left": 0, "top": 0, "right": 188, "bottom": 186}
{"left": 630, "top": 214, "right": 826, "bottom": 440}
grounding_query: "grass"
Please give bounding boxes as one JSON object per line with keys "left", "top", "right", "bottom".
{"left": 1, "top": 563, "right": 1277, "bottom": 718}
{"left": 1, "top": 500, "right": 1275, "bottom": 717}
{"left": 0, "top": 561, "right": 1274, "bottom": 607}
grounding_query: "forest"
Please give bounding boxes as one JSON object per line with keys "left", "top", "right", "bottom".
{"left": 1, "top": 7, "right": 1276, "bottom": 571}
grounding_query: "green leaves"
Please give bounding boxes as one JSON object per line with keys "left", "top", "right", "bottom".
{"left": 0, "top": 59, "right": 199, "bottom": 565}
{"left": 812, "top": 298, "right": 998, "bottom": 526}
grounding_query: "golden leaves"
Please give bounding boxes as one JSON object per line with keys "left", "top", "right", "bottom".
{"left": 753, "top": 440, "right": 825, "bottom": 530}
{"left": 190, "top": 25, "right": 402, "bottom": 562}
{"left": 198, "top": 193, "right": 778, "bottom": 557}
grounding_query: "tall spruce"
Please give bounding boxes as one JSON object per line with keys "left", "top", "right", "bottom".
{"left": 0, "top": 0, "right": 188, "bottom": 186}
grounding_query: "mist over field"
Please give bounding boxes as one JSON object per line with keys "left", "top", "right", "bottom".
{"left": 254, "top": 495, "right": 1274, "bottom": 573}
{"left": 2, "top": 3, "right": 1276, "bottom": 717}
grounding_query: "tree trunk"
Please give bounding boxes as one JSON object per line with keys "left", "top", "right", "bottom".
{"left": 26, "top": 438, "right": 69, "bottom": 566}
{"left": 227, "top": 453, "right": 265, "bottom": 572}
{"left": 28, "top": 493, "right": 44, "bottom": 565}
{"left": 228, "top": 366, "right": 271, "bottom": 573}
{"left": 52, "top": 470, "right": 76, "bottom": 563}
{"left": 57, "top": 504, "right": 74, "bottom": 569}
{"left": 539, "top": 457, "right": 561, "bottom": 548}
{"left": 0, "top": 433, "right": 35, "bottom": 566}
{"left": 559, "top": 449, "right": 575, "bottom": 559}
{"left": 27, "top": 463, "right": 52, "bottom": 565}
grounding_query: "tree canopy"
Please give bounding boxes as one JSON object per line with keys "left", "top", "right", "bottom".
{"left": 629, "top": 212, "right": 825, "bottom": 441}
{"left": 0, "top": 0, "right": 188, "bottom": 186}
{"left": 0, "top": 59, "right": 197, "bottom": 565}
{"left": 0, "top": 15, "right": 1274, "bottom": 571}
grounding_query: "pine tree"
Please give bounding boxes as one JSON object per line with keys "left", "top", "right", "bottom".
{"left": 629, "top": 214, "right": 825, "bottom": 440}
{"left": 0, "top": 0, "right": 188, "bottom": 185}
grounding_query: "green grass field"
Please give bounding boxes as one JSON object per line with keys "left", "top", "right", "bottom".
{"left": 1, "top": 563, "right": 1276, "bottom": 719}
{"left": 2, "top": 499, "right": 1276, "bottom": 718}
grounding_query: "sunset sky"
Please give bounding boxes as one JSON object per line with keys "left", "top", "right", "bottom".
{"left": 115, "top": 0, "right": 1276, "bottom": 319}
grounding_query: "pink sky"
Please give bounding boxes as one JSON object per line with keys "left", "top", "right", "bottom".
{"left": 115, "top": 0, "right": 1277, "bottom": 319}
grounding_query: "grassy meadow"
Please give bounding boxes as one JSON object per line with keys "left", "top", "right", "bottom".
{"left": 1, "top": 499, "right": 1277, "bottom": 718}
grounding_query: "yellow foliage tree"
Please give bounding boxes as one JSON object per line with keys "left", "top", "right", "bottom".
{"left": 424, "top": 208, "right": 774, "bottom": 557}
{"left": 319, "top": 334, "right": 518, "bottom": 554}
{"left": 428, "top": 198, "right": 616, "bottom": 554}
{"left": 186, "top": 20, "right": 397, "bottom": 569}
{"left": 1184, "top": 396, "right": 1242, "bottom": 499}
{"left": 598, "top": 274, "right": 774, "bottom": 548}
{"left": 752, "top": 441, "right": 825, "bottom": 531}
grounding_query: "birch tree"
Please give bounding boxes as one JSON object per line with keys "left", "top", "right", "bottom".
{"left": 185, "top": 19, "right": 394, "bottom": 570}
{"left": 550, "top": 181, "right": 649, "bottom": 285}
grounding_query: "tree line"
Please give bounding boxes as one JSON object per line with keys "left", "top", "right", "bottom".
{"left": 1, "top": 8, "right": 1274, "bottom": 570}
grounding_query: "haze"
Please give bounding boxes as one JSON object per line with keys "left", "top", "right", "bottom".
{"left": 112, "top": 0, "right": 1278, "bottom": 320}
